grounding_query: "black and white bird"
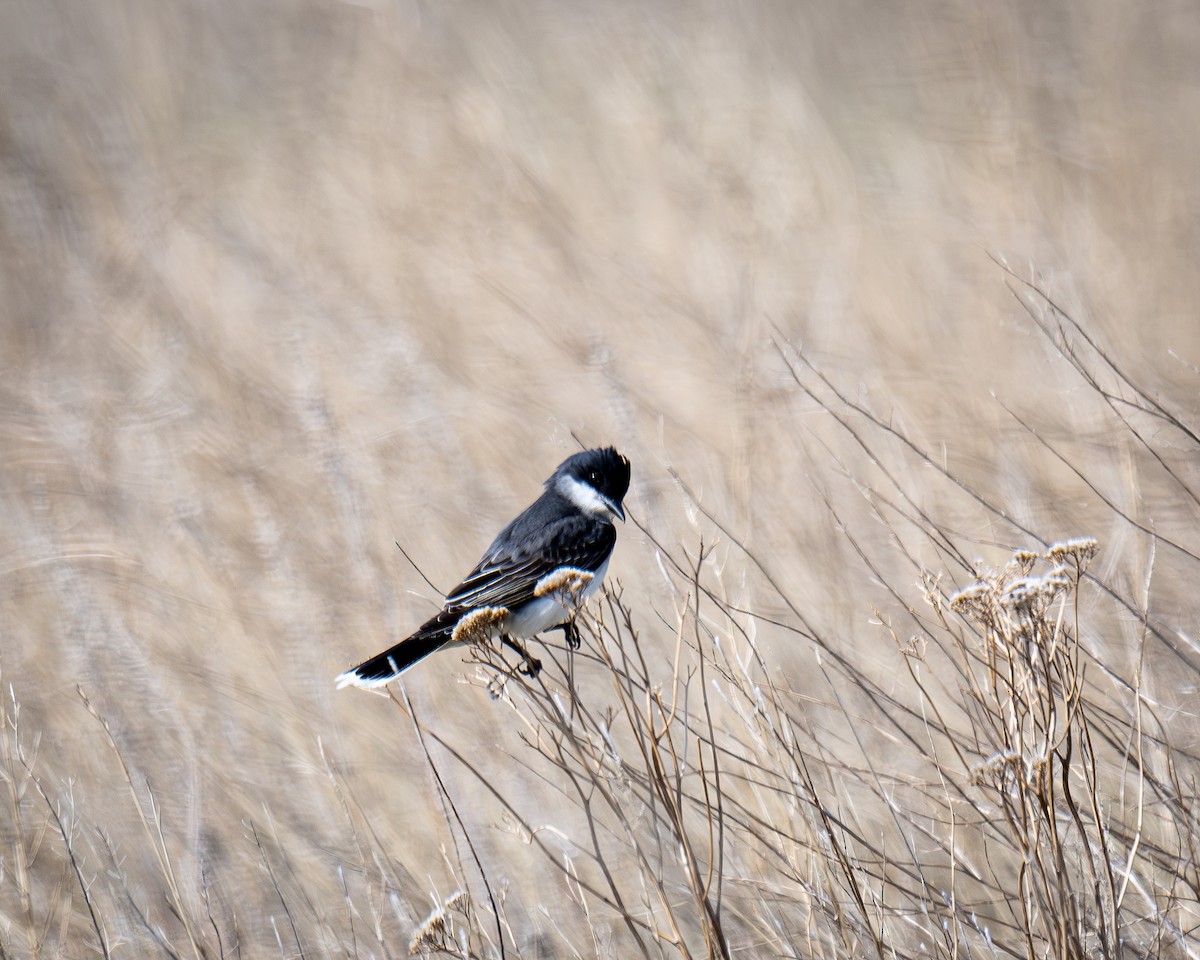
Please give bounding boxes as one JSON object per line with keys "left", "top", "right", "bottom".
{"left": 337, "top": 447, "right": 630, "bottom": 688}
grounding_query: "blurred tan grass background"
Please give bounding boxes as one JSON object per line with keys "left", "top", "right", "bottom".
{"left": 2, "top": 0, "right": 1199, "bottom": 956}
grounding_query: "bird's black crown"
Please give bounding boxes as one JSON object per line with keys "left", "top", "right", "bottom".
{"left": 553, "top": 447, "right": 631, "bottom": 504}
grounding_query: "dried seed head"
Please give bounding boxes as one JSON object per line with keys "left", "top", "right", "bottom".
{"left": 1042, "top": 565, "right": 1071, "bottom": 592}
{"left": 1001, "top": 576, "right": 1049, "bottom": 614}
{"left": 1046, "top": 537, "right": 1099, "bottom": 572}
{"left": 970, "top": 750, "right": 1023, "bottom": 787}
{"left": 1001, "top": 568, "right": 1073, "bottom": 614}
{"left": 1011, "top": 550, "right": 1039, "bottom": 575}
{"left": 534, "top": 567, "right": 595, "bottom": 602}
{"left": 950, "top": 581, "right": 993, "bottom": 619}
{"left": 409, "top": 911, "right": 447, "bottom": 954}
{"left": 409, "top": 891, "right": 467, "bottom": 954}
{"left": 451, "top": 607, "right": 510, "bottom": 645}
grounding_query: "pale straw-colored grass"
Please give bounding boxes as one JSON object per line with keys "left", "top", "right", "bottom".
{"left": 2, "top": 3, "right": 1198, "bottom": 957}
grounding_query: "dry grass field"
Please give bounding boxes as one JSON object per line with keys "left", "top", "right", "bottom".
{"left": 2, "top": 1, "right": 1199, "bottom": 957}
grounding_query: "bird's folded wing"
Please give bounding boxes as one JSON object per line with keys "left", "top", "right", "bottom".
{"left": 444, "top": 515, "right": 616, "bottom": 612}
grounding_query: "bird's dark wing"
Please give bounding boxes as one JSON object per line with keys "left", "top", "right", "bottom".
{"left": 443, "top": 514, "right": 616, "bottom": 613}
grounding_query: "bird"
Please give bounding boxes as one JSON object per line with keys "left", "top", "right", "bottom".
{"left": 337, "top": 446, "right": 631, "bottom": 688}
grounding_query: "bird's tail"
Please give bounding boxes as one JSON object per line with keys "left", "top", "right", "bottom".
{"left": 336, "top": 613, "right": 457, "bottom": 689}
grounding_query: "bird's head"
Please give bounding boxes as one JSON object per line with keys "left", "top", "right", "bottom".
{"left": 551, "top": 447, "right": 631, "bottom": 523}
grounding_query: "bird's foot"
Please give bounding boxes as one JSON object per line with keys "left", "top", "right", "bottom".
{"left": 560, "top": 620, "right": 581, "bottom": 650}
{"left": 501, "top": 634, "right": 542, "bottom": 678}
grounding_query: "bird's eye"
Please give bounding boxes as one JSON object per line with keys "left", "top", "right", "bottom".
{"left": 589, "top": 472, "right": 597, "bottom": 483}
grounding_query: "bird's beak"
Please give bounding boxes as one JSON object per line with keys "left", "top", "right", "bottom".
{"left": 606, "top": 498, "right": 626, "bottom": 523}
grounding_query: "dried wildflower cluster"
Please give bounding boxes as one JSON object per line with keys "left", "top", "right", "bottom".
{"left": 945, "top": 540, "right": 1098, "bottom": 745}
{"left": 450, "top": 607, "right": 511, "bottom": 645}
{"left": 533, "top": 567, "right": 595, "bottom": 600}
{"left": 950, "top": 538, "right": 1097, "bottom": 625}
{"left": 930, "top": 540, "right": 1121, "bottom": 957}
{"left": 408, "top": 891, "right": 468, "bottom": 955}
{"left": 1048, "top": 536, "right": 1101, "bottom": 574}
